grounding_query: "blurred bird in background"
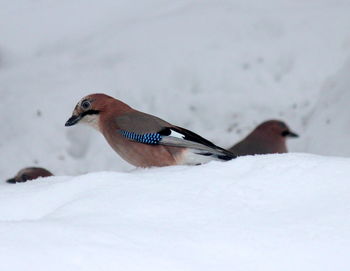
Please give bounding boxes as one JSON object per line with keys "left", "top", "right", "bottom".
{"left": 6, "top": 167, "right": 53, "bottom": 184}
{"left": 229, "top": 120, "right": 298, "bottom": 156}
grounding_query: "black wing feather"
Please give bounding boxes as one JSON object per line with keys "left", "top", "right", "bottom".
{"left": 171, "top": 126, "right": 217, "bottom": 148}
{"left": 171, "top": 126, "right": 236, "bottom": 158}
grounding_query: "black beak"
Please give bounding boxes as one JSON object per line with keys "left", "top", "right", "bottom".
{"left": 282, "top": 130, "right": 299, "bottom": 138}
{"left": 65, "top": 114, "right": 82, "bottom": 126}
{"left": 288, "top": 131, "right": 299, "bottom": 138}
{"left": 6, "top": 178, "right": 16, "bottom": 184}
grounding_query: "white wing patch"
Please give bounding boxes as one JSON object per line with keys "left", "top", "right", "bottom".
{"left": 169, "top": 129, "right": 185, "bottom": 139}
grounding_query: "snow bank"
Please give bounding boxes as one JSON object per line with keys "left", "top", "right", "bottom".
{"left": 1, "top": 3, "right": 350, "bottom": 267}
{"left": 1, "top": 154, "right": 350, "bottom": 271}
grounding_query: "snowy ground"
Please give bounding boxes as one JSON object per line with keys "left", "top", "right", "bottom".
{"left": 1, "top": 1, "right": 350, "bottom": 270}
{"left": 1, "top": 154, "right": 350, "bottom": 271}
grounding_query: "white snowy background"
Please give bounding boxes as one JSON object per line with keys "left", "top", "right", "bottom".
{"left": 1, "top": 0, "right": 350, "bottom": 270}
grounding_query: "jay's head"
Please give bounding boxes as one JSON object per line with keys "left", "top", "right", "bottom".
{"left": 65, "top": 93, "right": 115, "bottom": 129}
{"left": 254, "top": 120, "right": 299, "bottom": 140}
{"left": 6, "top": 167, "right": 53, "bottom": 184}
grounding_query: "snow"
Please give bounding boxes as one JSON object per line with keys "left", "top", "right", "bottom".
{"left": 1, "top": 1, "right": 350, "bottom": 270}
{"left": 1, "top": 154, "right": 350, "bottom": 270}
{"left": 303, "top": 59, "right": 350, "bottom": 156}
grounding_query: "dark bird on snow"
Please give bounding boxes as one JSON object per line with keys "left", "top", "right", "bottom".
{"left": 228, "top": 120, "right": 298, "bottom": 156}
{"left": 6, "top": 167, "right": 53, "bottom": 184}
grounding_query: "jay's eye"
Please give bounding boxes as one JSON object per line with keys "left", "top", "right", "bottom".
{"left": 81, "top": 100, "right": 91, "bottom": 110}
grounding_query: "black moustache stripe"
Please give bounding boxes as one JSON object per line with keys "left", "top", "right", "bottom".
{"left": 81, "top": 110, "right": 100, "bottom": 118}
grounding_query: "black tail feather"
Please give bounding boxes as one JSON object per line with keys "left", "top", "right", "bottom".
{"left": 217, "top": 154, "right": 235, "bottom": 161}
{"left": 196, "top": 150, "right": 236, "bottom": 161}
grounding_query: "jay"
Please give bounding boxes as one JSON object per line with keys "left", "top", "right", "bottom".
{"left": 65, "top": 93, "right": 236, "bottom": 167}
{"left": 6, "top": 167, "right": 53, "bottom": 184}
{"left": 229, "top": 120, "right": 298, "bottom": 156}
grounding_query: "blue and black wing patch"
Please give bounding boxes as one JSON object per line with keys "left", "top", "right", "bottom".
{"left": 120, "top": 130, "right": 162, "bottom": 145}
{"left": 119, "top": 127, "right": 236, "bottom": 161}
